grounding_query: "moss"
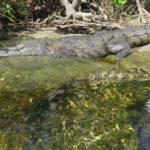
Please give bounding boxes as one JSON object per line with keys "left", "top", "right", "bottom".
{"left": 0, "top": 56, "right": 119, "bottom": 92}
{"left": 0, "top": 79, "right": 147, "bottom": 150}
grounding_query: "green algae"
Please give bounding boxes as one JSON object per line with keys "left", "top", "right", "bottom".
{"left": 118, "top": 45, "right": 150, "bottom": 72}
{"left": 36, "top": 79, "right": 149, "bottom": 150}
{"left": 0, "top": 78, "right": 150, "bottom": 150}
{"left": 0, "top": 56, "right": 120, "bottom": 92}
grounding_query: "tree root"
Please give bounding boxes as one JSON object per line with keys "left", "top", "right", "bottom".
{"left": 136, "top": 0, "right": 146, "bottom": 23}
{"left": 56, "top": 21, "right": 123, "bottom": 34}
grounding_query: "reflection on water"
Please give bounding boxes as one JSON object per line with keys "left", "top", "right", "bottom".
{"left": 137, "top": 92, "right": 150, "bottom": 150}
{"left": 144, "top": 91, "right": 150, "bottom": 113}
{"left": 145, "top": 99, "right": 150, "bottom": 112}
{"left": 0, "top": 79, "right": 150, "bottom": 150}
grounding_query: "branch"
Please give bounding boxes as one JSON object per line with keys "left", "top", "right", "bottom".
{"left": 72, "top": 0, "right": 80, "bottom": 8}
{"left": 61, "top": 0, "right": 69, "bottom": 7}
{"left": 136, "top": 0, "right": 146, "bottom": 23}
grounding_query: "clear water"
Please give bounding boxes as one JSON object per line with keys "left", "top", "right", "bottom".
{"left": 0, "top": 78, "right": 150, "bottom": 150}
{"left": 0, "top": 56, "right": 150, "bottom": 150}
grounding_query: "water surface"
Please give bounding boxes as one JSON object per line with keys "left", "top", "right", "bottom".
{"left": 0, "top": 54, "right": 150, "bottom": 150}
{"left": 0, "top": 78, "right": 150, "bottom": 150}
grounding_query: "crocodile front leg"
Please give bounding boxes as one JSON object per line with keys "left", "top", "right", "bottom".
{"left": 106, "top": 37, "right": 132, "bottom": 60}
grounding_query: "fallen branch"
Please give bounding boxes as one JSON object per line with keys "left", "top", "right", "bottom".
{"left": 56, "top": 21, "right": 123, "bottom": 34}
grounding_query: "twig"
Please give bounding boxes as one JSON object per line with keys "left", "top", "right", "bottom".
{"left": 142, "top": 8, "right": 150, "bottom": 17}
{"left": 136, "top": 0, "right": 146, "bottom": 23}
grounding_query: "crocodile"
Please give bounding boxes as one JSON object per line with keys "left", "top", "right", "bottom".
{"left": 0, "top": 24, "right": 150, "bottom": 60}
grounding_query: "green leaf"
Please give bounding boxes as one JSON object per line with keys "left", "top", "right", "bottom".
{"left": 113, "top": 0, "right": 128, "bottom": 5}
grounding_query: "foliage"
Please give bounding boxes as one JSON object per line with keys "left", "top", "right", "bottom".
{"left": 0, "top": 0, "right": 138, "bottom": 28}
{"left": 12, "top": 1, "right": 30, "bottom": 20}
{"left": 0, "top": 0, "right": 15, "bottom": 22}
{"left": 0, "top": 0, "right": 132, "bottom": 24}
{"left": 113, "top": 0, "right": 128, "bottom": 5}
{"left": 0, "top": 0, "right": 30, "bottom": 24}
{"left": 92, "top": 0, "right": 130, "bottom": 20}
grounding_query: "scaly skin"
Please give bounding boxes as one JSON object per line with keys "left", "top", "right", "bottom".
{"left": 0, "top": 24, "right": 150, "bottom": 60}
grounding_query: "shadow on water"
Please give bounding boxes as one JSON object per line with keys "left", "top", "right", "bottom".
{"left": 0, "top": 78, "right": 150, "bottom": 150}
